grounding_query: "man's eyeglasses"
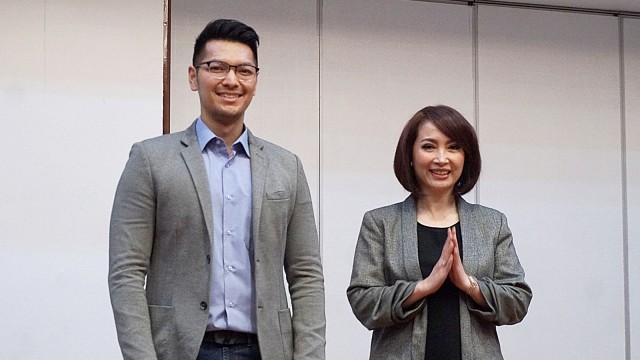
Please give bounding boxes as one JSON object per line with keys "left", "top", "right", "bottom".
{"left": 195, "top": 60, "right": 259, "bottom": 82}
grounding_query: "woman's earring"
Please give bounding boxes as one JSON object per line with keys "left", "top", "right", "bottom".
{"left": 410, "top": 161, "right": 413, "bottom": 167}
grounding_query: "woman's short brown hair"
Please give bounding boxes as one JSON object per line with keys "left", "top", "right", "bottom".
{"left": 393, "top": 105, "right": 481, "bottom": 196}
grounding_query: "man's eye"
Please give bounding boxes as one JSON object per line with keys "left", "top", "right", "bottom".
{"left": 237, "top": 68, "right": 254, "bottom": 76}
{"left": 209, "top": 65, "right": 226, "bottom": 72}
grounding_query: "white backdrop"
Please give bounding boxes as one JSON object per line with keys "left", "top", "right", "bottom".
{"left": 1, "top": 0, "right": 638, "bottom": 359}
{"left": 0, "top": 0, "right": 164, "bottom": 359}
{"left": 478, "top": 6, "right": 624, "bottom": 358}
{"left": 625, "top": 17, "right": 640, "bottom": 360}
{"left": 168, "top": 2, "right": 639, "bottom": 359}
{"left": 320, "top": 1, "right": 474, "bottom": 357}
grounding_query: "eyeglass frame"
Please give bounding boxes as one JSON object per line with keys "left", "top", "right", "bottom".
{"left": 194, "top": 59, "right": 260, "bottom": 82}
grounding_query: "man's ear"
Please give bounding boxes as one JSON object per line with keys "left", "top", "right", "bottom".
{"left": 188, "top": 66, "right": 198, "bottom": 91}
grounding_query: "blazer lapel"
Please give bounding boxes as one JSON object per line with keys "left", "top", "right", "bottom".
{"left": 401, "top": 196, "right": 423, "bottom": 280}
{"left": 180, "top": 122, "right": 214, "bottom": 244}
{"left": 456, "top": 196, "right": 476, "bottom": 359}
{"left": 248, "top": 131, "right": 267, "bottom": 250}
{"left": 457, "top": 197, "right": 478, "bottom": 275}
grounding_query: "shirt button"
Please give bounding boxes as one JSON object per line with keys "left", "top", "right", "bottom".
{"left": 227, "top": 265, "right": 235, "bottom": 272}
{"left": 225, "top": 163, "right": 230, "bottom": 168}
{"left": 200, "top": 301, "right": 208, "bottom": 310}
{"left": 228, "top": 301, "right": 235, "bottom": 308}
{"left": 226, "top": 194, "right": 232, "bottom": 200}
{"left": 226, "top": 230, "right": 232, "bottom": 235}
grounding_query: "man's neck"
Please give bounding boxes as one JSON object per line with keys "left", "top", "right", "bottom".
{"left": 201, "top": 115, "right": 245, "bottom": 152}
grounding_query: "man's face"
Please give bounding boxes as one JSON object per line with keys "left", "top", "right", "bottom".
{"left": 189, "top": 40, "right": 258, "bottom": 126}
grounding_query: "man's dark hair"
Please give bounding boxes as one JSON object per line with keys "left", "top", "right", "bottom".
{"left": 192, "top": 19, "right": 260, "bottom": 66}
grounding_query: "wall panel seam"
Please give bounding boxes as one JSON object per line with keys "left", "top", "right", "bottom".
{"left": 619, "top": 16, "right": 631, "bottom": 360}
{"left": 317, "top": 0, "right": 324, "bottom": 255}
{"left": 472, "top": 4, "right": 480, "bottom": 204}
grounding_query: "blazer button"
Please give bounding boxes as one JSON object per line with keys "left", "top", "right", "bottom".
{"left": 200, "top": 301, "right": 208, "bottom": 310}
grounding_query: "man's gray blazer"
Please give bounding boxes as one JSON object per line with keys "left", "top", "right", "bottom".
{"left": 108, "top": 122, "right": 326, "bottom": 360}
{"left": 347, "top": 196, "right": 531, "bottom": 359}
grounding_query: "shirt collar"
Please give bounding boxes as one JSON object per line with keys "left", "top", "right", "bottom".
{"left": 195, "top": 117, "right": 251, "bottom": 157}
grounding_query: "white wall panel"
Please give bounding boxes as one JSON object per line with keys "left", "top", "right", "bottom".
{"left": 0, "top": 0, "right": 164, "bottom": 358}
{"left": 3, "top": 1, "right": 635, "bottom": 359}
{"left": 624, "top": 16, "right": 640, "bottom": 360}
{"left": 0, "top": 3, "right": 47, "bottom": 356}
{"left": 321, "top": 1, "right": 474, "bottom": 357}
{"left": 478, "top": 6, "right": 623, "bottom": 359}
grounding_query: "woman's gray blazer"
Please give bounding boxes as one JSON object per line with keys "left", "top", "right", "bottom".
{"left": 347, "top": 196, "right": 532, "bottom": 360}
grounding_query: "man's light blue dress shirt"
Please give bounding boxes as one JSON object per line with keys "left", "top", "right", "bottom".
{"left": 196, "top": 118, "right": 255, "bottom": 334}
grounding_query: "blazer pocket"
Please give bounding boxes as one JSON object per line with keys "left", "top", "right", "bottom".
{"left": 266, "top": 190, "right": 289, "bottom": 200}
{"left": 148, "top": 305, "right": 175, "bottom": 358}
{"left": 278, "top": 309, "right": 294, "bottom": 360}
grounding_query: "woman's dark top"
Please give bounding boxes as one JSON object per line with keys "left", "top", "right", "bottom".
{"left": 417, "top": 222, "right": 463, "bottom": 360}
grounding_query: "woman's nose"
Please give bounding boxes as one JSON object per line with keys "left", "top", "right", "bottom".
{"left": 434, "top": 150, "right": 448, "bottom": 162}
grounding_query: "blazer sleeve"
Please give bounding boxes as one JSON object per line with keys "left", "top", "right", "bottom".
{"left": 347, "top": 210, "right": 424, "bottom": 330}
{"left": 108, "top": 142, "right": 158, "bottom": 360}
{"left": 284, "top": 156, "right": 326, "bottom": 359}
{"left": 468, "top": 212, "right": 532, "bottom": 326}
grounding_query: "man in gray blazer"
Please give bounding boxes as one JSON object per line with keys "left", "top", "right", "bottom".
{"left": 108, "top": 19, "right": 325, "bottom": 360}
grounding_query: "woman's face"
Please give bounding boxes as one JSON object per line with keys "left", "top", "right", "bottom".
{"left": 412, "top": 121, "right": 465, "bottom": 196}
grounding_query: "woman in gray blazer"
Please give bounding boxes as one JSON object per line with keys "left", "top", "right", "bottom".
{"left": 347, "top": 105, "right": 532, "bottom": 360}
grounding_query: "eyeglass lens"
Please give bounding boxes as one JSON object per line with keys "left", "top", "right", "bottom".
{"left": 205, "top": 61, "right": 257, "bottom": 81}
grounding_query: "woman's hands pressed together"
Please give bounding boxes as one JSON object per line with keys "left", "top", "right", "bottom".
{"left": 403, "top": 226, "right": 487, "bottom": 308}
